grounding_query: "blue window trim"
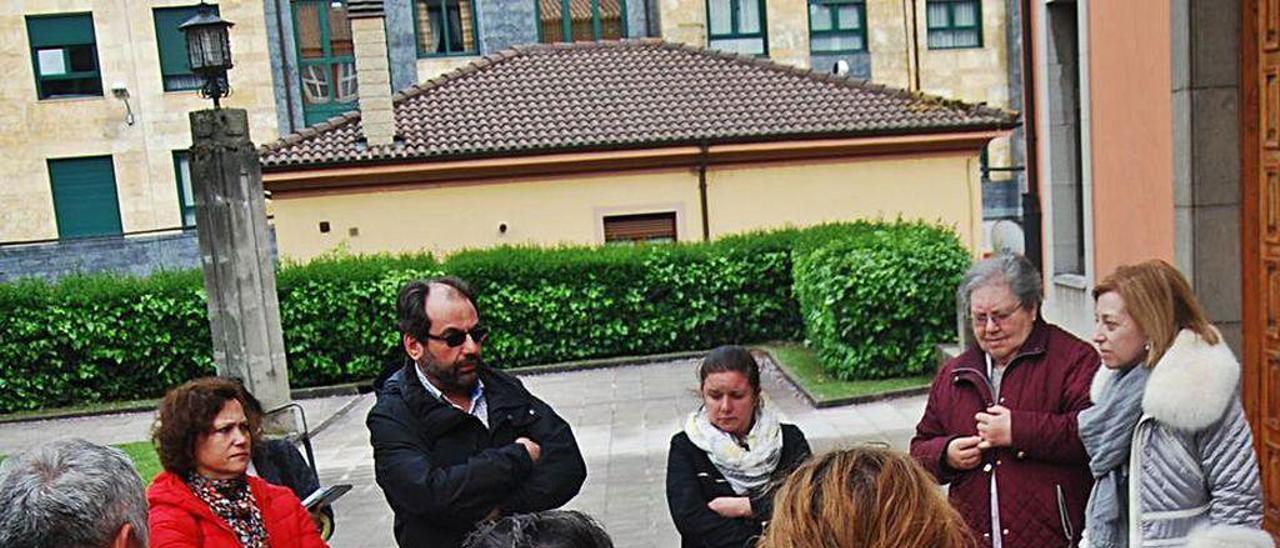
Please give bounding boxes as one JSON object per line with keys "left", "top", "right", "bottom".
{"left": 705, "top": 0, "right": 769, "bottom": 57}
{"left": 535, "top": 0, "right": 630, "bottom": 43}
{"left": 926, "top": 0, "right": 983, "bottom": 50}
{"left": 413, "top": 0, "right": 480, "bottom": 58}
{"left": 807, "top": 0, "right": 867, "bottom": 54}
{"left": 26, "top": 12, "right": 103, "bottom": 100}
{"left": 173, "top": 151, "right": 196, "bottom": 228}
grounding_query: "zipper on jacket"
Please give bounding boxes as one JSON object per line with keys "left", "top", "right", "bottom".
{"left": 1128, "top": 415, "right": 1153, "bottom": 544}
{"left": 1056, "top": 483, "right": 1074, "bottom": 546}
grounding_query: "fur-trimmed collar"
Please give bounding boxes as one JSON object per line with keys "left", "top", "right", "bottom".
{"left": 1090, "top": 328, "right": 1240, "bottom": 432}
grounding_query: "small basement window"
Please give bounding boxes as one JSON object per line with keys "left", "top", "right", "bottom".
{"left": 603, "top": 212, "right": 677, "bottom": 245}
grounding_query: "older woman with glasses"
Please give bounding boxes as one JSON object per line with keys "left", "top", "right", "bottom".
{"left": 911, "top": 254, "right": 1100, "bottom": 547}
{"left": 1080, "top": 260, "right": 1269, "bottom": 547}
{"left": 148, "top": 377, "right": 327, "bottom": 548}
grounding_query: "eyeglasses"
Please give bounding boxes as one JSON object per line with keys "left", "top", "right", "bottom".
{"left": 425, "top": 325, "right": 490, "bottom": 348}
{"left": 971, "top": 306, "right": 1022, "bottom": 328}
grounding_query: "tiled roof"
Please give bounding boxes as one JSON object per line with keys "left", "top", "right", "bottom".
{"left": 260, "top": 40, "right": 1018, "bottom": 169}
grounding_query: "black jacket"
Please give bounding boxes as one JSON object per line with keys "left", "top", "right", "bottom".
{"left": 252, "top": 439, "right": 335, "bottom": 527}
{"left": 367, "top": 363, "right": 587, "bottom": 548}
{"left": 666, "top": 424, "right": 811, "bottom": 548}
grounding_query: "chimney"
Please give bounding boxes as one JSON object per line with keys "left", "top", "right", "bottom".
{"left": 348, "top": 0, "right": 395, "bottom": 147}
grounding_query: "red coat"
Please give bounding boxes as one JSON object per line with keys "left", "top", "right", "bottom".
{"left": 148, "top": 471, "right": 328, "bottom": 548}
{"left": 910, "top": 319, "right": 1098, "bottom": 548}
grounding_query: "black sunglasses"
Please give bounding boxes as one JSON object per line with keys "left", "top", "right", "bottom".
{"left": 425, "top": 325, "right": 490, "bottom": 348}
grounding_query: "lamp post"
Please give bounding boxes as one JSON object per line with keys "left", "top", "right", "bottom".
{"left": 181, "top": 3, "right": 293, "bottom": 414}
{"left": 179, "top": 2, "right": 234, "bottom": 108}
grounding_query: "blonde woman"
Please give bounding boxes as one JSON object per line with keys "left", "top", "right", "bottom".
{"left": 757, "top": 446, "right": 971, "bottom": 548}
{"left": 1082, "top": 260, "right": 1271, "bottom": 547}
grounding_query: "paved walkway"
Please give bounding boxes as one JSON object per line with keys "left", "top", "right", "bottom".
{"left": 0, "top": 359, "right": 927, "bottom": 548}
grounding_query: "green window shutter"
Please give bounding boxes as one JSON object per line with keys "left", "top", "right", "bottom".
{"left": 27, "top": 14, "right": 96, "bottom": 48}
{"left": 154, "top": 6, "right": 213, "bottom": 78}
{"left": 48, "top": 156, "right": 123, "bottom": 239}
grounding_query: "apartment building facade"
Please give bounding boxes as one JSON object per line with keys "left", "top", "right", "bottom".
{"left": 1, "top": 0, "right": 1016, "bottom": 280}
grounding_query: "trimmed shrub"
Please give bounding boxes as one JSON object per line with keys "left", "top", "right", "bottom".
{"left": 0, "top": 221, "right": 968, "bottom": 412}
{"left": 444, "top": 236, "right": 801, "bottom": 367}
{"left": 277, "top": 253, "right": 441, "bottom": 386}
{"left": 0, "top": 271, "right": 214, "bottom": 413}
{"left": 793, "top": 222, "right": 971, "bottom": 380}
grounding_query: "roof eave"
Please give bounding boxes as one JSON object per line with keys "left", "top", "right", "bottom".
{"left": 262, "top": 128, "right": 1012, "bottom": 195}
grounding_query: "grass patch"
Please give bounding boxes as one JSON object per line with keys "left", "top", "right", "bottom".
{"left": 118, "top": 441, "right": 162, "bottom": 485}
{"left": 761, "top": 343, "right": 933, "bottom": 404}
{"left": 0, "top": 441, "right": 161, "bottom": 486}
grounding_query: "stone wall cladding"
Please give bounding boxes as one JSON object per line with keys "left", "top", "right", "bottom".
{"left": 810, "top": 53, "right": 873, "bottom": 79}
{"left": 479, "top": 0, "right": 539, "bottom": 53}
{"left": 0, "top": 230, "right": 279, "bottom": 284}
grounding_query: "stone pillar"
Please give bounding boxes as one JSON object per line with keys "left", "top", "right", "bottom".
{"left": 350, "top": 0, "right": 396, "bottom": 147}
{"left": 189, "top": 108, "right": 291, "bottom": 412}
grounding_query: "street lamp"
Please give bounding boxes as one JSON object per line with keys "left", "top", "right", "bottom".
{"left": 179, "top": 2, "right": 234, "bottom": 108}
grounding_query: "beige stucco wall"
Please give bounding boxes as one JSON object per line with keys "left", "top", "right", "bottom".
{"left": 269, "top": 152, "right": 983, "bottom": 262}
{"left": 706, "top": 154, "right": 983, "bottom": 251}
{"left": 0, "top": 0, "right": 279, "bottom": 242}
{"left": 270, "top": 169, "right": 703, "bottom": 261}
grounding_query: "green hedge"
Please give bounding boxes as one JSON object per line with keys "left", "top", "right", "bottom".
{"left": 0, "top": 221, "right": 968, "bottom": 413}
{"left": 793, "top": 223, "right": 971, "bottom": 380}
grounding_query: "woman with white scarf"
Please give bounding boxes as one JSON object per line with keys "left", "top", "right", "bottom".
{"left": 1081, "top": 260, "right": 1271, "bottom": 548}
{"left": 665, "top": 345, "right": 811, "bottom": 548}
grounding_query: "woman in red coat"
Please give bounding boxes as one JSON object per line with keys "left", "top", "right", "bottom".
{"left": 148, "top": 377, "right": 327, "bottom": 548}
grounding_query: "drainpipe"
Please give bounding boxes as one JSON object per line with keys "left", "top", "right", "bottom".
{"left": 273, "top": 0, "right": 298, "bottom": 133}
{"left": 1019, "top": 0, "right": 1042, "bottom": 272}
{"left": 698, "top": 142, "right": 710, "bottom": 242}
{"left": 909, "top": 0, "right": 921, "bottom": 91}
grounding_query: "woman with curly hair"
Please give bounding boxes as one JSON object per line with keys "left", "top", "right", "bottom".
{"left": 758, "top": 446, "right": 971, "bottom": 548}
{"left": 147, "top": 377, "right": 327, "bottom": 548}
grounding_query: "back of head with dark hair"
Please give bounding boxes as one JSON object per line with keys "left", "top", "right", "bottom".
{"left": 0, "top": 438, "right": 150, "bottom": 548}
{"left": 152, "top": 377, "right": 261, "bottom": 476}
{"left": 698, "top": 345, "right": 761, "bottom": 396}
{"left": 396, "top": 276, "right": 478, "bottom": 343}
{"left": 462, "top": 510, "right": 613, "bottom": 548}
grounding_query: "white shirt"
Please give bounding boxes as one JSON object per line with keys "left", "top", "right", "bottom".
{"left": 415, "top": 365, "right": 489, "bottom": 428}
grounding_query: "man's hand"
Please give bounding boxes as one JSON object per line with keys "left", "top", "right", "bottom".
{"left": 482, "top": 506, "right": 502, "bottom": 522}
{"left": 515, "top": 437, "right": 542, "bottom": 464}
{"left": 707, "top": 496, "right": 753, "bottom": 519}
{"left": 945, "top": 435, "right": 984, "bottom": 470}
{"left": 975, "top": 405, "right": 1012, "bottom": 449}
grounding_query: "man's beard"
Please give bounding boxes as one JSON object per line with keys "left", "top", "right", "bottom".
{"left": 420, "top": 354, "right": 483, "bottom": 396}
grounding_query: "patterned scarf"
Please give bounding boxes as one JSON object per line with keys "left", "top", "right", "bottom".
{"left": 186, "top": 472, "right": 271, "bottom": 548}
{"left": 683, "top": 396, "right": 784, "bottom": 496}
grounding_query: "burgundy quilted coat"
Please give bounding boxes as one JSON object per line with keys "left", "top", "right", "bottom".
{"left": 911, "top": 319, "right": 1099, "bottom": 548}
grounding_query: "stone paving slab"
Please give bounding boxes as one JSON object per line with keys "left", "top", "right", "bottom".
{"left": 0, "top": 359, "right": 929, "bottom": 548}
{"left": 313, "top": 359, "right": 927, "bottom": 548}
{"left": 0, "top": 395, "right": 359, "bottom": 457}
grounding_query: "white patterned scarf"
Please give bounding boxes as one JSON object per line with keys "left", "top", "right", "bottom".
{"left": 683, "top": 397, "right": 784, "bottom": 496}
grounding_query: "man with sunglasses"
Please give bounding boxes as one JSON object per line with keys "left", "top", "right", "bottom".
{"left": 367, "top": 276, "right": 587, "bottom": 548}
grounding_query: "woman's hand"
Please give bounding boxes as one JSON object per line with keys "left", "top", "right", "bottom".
{"left": 707, "top": 496, "right": 753, "bottom": 518}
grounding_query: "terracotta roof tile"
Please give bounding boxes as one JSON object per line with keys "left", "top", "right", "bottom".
{"left": 260, "top": 40, "right": 1018, "bottom": 169}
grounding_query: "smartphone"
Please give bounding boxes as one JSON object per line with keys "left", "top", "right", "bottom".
{"left": 302, "top": 484, "right": 352, "bottom": 511}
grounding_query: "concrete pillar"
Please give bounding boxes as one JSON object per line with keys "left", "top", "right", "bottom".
{"left": 189, "top": 108, "right": 291, "bottom": 412}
